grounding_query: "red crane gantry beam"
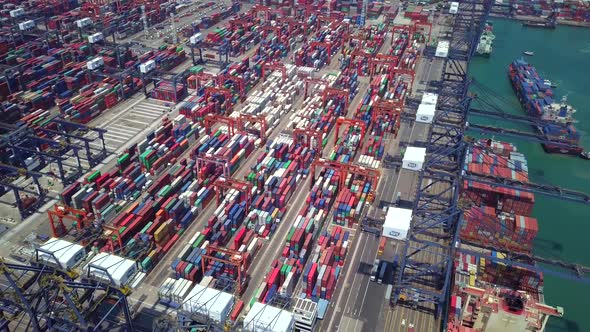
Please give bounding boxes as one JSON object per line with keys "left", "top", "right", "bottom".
{"left": 369, "top": 54, "right": 399, "bottom": 78}
{"left": 204, "top": 86, "right": 233, "bottom": 112}
{"left": 203, "top": 114, "right": 237, "bottom": 136}
{"left": 239, "top": 113, "right": 267, "bottom": 144}
{"left": 372, "top": 98, "right": 404, "bottom": 136}
{"left": 214, "top": 177, "right": 252, "bottom": 213}
{"left": 391, "top": 67, "right": 416, "bottom": 95}
{"left": 261, "top": 24, "right": 282, "bottom": 39}
{"left": 322, "top": 87, "right": 349, "bottom": 109}
{"left": 201, "top": 245, "right": 245, "bottom": 295}
{"left": 217, "top": 74, "right": 246, "bottom": 102}
{"left": 195, "top": 154, "right": 231, "bottom": 179}
{"left": 310, "top": 158, "right": 380, "bottom": 202}
{"left": 335, "top": 117, "right": 366, "bottom": 149}
{"left": 48, "top": 204, "right": 90, "bottom": 238}
{"left": 189, "top": 72, "right": 216, "bottom": 91}
{"left": 414, "top": 21, "right": 433, "bottom": 43}
{"left": 348, "top": 50, "right": 373, "bottom": 76}
{"left": 262, "top": 61, "right": 287, "bottom": 84}
{"left": 310, "top": 41, "right": 333, "bottom": 65}
{"left": 304, "top": 77, "right": 329, "bottom": 99}
{"left": 293, "top": 128, "right": 323, "bottom": 158}
{"left": 391, "top": 24, "right": 414, "bottom": 46}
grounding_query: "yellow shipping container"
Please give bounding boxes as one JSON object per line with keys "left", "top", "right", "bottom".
{"left": 469, "top": 271, "right": 476, "bottom": 287}
{"left": 154, "top": 222, "right": 169, "bottom": 243}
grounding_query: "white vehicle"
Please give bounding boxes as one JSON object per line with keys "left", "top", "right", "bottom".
{"left": 370, "top": 259, "right": 380, "bottom": 282}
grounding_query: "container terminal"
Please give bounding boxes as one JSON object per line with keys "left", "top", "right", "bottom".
{"left": 0, "top": 1, "right": 590, "bottom": 332}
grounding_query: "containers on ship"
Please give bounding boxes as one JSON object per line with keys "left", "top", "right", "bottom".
{"left": 508, "top": 59, "right": 583, "bottom": 154}
{"left": 461, "top": 206, "right": 538, "bottom": 254}
{"left": 462, "top": 140, "right": 535, "bottom": 216}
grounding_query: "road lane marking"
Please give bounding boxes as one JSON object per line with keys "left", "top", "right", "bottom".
{"left": 326, "top": 231, "right": 367, "bottom": 332}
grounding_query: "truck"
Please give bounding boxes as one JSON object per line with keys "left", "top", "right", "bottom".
{"left": 370, "top": 259, "right": 380, "bottom": 282}
{"left": 377, "top": 261, "right": 387, "bottom": 284}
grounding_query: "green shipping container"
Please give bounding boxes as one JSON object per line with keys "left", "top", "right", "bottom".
{"left": 87, "top": 170, "right": 101, "bottom": 183}
{"left": 287, "top": 228, "right": 297, "bottom": 243}
{"left": 158, "top": 185, "right": 171, "bottom": 198}
{"left": 141, "top": 222, "right": 153, "bottom": 234}
{"left": 117, "top": 153, "right": 130, "bottom": 165}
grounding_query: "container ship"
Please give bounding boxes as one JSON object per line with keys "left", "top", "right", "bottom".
{"left": 449, "top": 139, "right": 564, "bottom": 331}
{"left": 476, "top": 22, "right": 494, "bottom": 57}
{"left": 508, "top": 59, "right": 583, "bottom": 155}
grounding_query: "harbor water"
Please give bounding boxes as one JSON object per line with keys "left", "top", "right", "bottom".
{"left": 469, "top": 18, "right": 590, "bottom": 332}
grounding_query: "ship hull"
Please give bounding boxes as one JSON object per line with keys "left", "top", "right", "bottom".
{"left": 541, "top": 143, "right": 583, "bottom": 155}
{"left": 522, "top": 21, "right": 556, "bottom": 29}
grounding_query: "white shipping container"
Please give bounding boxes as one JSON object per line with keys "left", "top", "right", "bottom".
{"left": 10, "top": 8, "right": 25, "bottom": 18}
{"left": 88, "top": 32, "right": 104, "bottom": 43}
{"left": 76, "top": 17, "right": 92, "bottom": 28}
{"left": 18, "top": 20, "right": 35, "bottom": 31}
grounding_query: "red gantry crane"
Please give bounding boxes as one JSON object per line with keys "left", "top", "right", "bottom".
{"left": 371, "top": 98, "right": 404, "bottom": 136}
{"left": 391, "top": 67, "right": 416, "bottom": 95}
{"left": 201, "top": 245, "right": 246, "bottom": 295}
{"left": 322, "top": 87, "right": 349, "bottom": 109}
{"left": 188, "top": 72, "right": 216, "bottom": 91}
{"left": 310, "top": 41, "right": 333, "bottom": 65}
{"left": 334, "top": 117, "right": 366, "bottom": 149}
{"left": 310, "top": 158, "right": 380, "bottom": 203}
{"left": 369, "top": 53, "right": 399, "bottom": 78}
{"left": 262, "top": 61, "right": 288, "bottom": 85}
{"left": 204, "top": 86, "right": 233, "bottom": 112}
{"left": 214, "top": 177, "right": 252, "bottom": 213}
{"left": 217, "top": 74, "right": 246, "bottom": 102}
{"left": 203, "top": 114, "right": 237, "bottom": 136}
{"left": 293, "top": 128, "right": 324, "bottom": 157}
{"left": 238, "top": 113, "right": 268, "bottom": 144}
{"left": 48, "top": 204, "right": 91, "bottom": 238}
{"left": 304, "top": 77, "right": 329, "bottom": 99}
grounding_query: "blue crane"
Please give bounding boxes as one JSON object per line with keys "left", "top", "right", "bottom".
{"left": 392, "top": 1, "right": 590, "bottom": 329}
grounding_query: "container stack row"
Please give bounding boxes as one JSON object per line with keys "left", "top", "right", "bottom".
{"left": 239, "top": 64, "right": 298, "bottom": 135}
{"left": 218, "top": 57, "right": 263, "bottom": 99}
{"left": 300, "top": 226, "right": 350, "bottom": 301}
{"left": 285, "top": 75, "right": 343, "bottom": 133}
{"left": 252, "top": 166, "right": 336, "bottom": 308}
{"left": 353, "top": 93, "right": 393, "bottom": 168}
{"left": 293, "top": 23, "right": 346, "bottom": 69}
{"left": 370, "top": 74, "right": 409, "bottom": 102}
{"left": 169, "top": 133, "right": 316, "bottom": 288}
{"left": 191, "top": 131, "right": 258, "bottom": 177}
{"left": 57, "top": 77, "right": 143, "bottom": 123}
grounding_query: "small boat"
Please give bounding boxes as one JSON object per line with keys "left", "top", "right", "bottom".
{"left": 523, "top": 51, "right": 534, "bottom": 56}
{"left": 543, "top": 79, "right": 558, "bottom": 88}
{"left": 580, "top": 151, "right": 590, "bottom": 160}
